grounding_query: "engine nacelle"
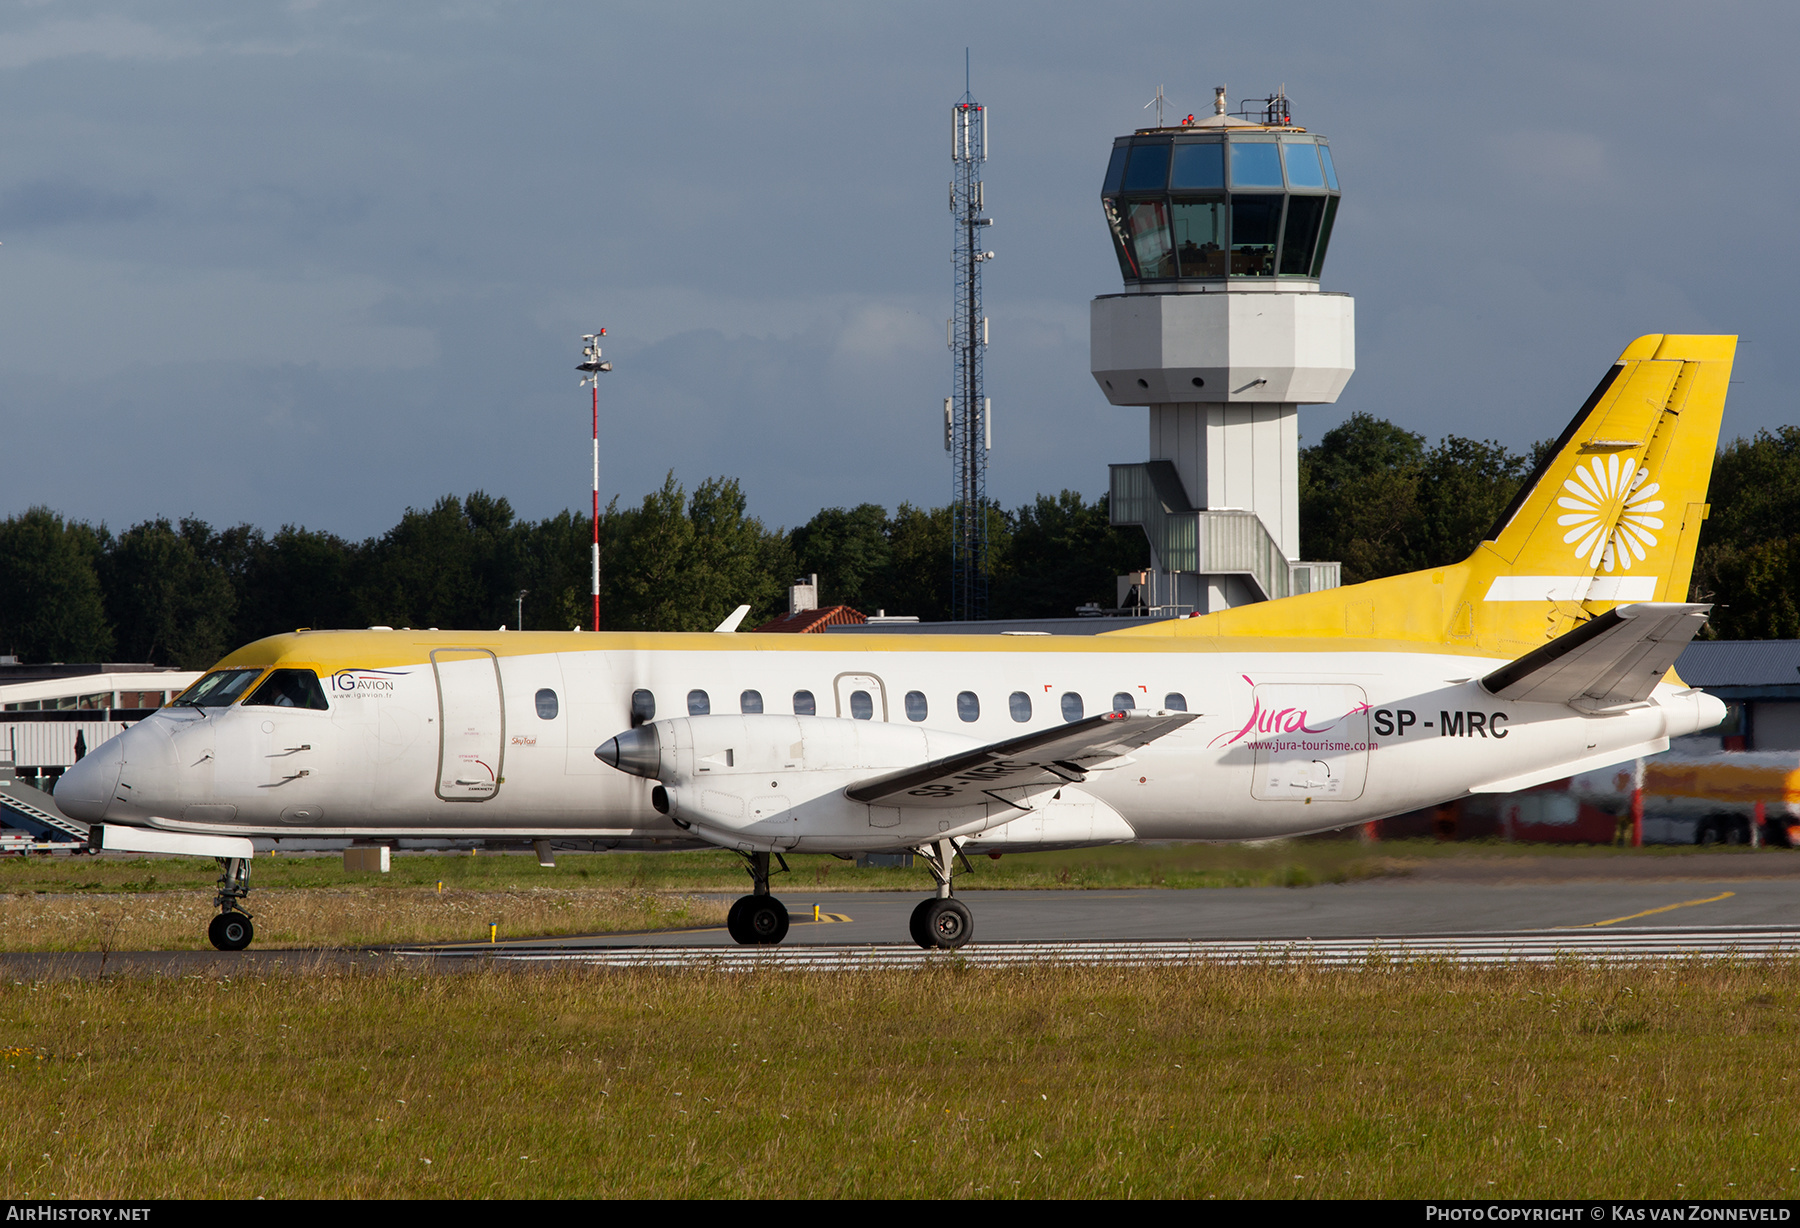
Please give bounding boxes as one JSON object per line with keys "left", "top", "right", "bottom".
{"left": 598, "top": 714, "right": 1020, "bottom": 851}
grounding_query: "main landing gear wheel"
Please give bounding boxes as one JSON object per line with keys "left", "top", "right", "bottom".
{"left": 726, "top": 850, "right": 792, "bottom": 945}
{"left": 912, "top": 898, "right": 973, "bottom": 950}
{"left": 727, "top": 895, "right": 789, "bottom": 945}
{"left": 208, "top": 911, "right": 254, "bottom": 952}
{"left": 908, "top": 899, "right": 933, "bottom": 948}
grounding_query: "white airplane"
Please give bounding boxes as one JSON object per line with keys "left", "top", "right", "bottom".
{"left": 56, "top": 335, "right": 1734, "bottom": 952}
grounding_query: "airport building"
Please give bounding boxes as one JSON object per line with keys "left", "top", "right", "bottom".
{"left": 0, "top": 659, "right": 198, "bottom": 782}
{"left": 1095, "top": 89, "right": 1351, "bottom": 615}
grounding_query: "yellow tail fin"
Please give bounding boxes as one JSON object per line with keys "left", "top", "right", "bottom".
{"left": 1109, "top": 334, "right": 1736, "bottom": 655}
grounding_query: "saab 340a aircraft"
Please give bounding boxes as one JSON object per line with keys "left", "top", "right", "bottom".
{"left": 57, "top": 336, "right": 1735, "bottom": 951}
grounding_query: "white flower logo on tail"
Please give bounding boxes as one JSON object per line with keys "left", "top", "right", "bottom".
{"left": 1557, "top": 454, "right": 1664, "bottom": 572}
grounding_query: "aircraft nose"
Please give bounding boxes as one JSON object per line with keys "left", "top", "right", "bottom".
{"left": 54, "top": 735, "right": 125, "bottom": 821}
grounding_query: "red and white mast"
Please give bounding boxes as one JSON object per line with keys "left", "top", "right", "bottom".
{"left": 577, "top": 330, "right": 612, "bottom": 631}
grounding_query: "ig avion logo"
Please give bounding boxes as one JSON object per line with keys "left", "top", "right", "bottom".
{"left": 330, "top": 668, "right": 409, "bottom": 695}
{"left": 1209, "top": 676, "right": 1369, "bottom": 749}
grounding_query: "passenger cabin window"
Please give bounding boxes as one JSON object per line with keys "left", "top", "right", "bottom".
{"left": 957, "top": 691, "right": 980, "bottom": 722}
{"left": 534, "top": 688, "right": 559, "bottom": 720}
{"left": 1112, "top": 692, "right": 1136, "bottom": 712}
{"left": 630, "top": 689, "right": 655, "bottom": 727}
{"left": 244, "top": 669, "right": 329, "bottom": 711}
{"left": 687, "top": 689, "right": 710, "bottom": 716}
{"left": 175, "top": 669, "right": 263, "bottom": 708}
{"left": 1164, "top": 692, "right": 1188, "bottom": 712}
{"left": 1009, "top": 691, "right": 1032, "bottom": 722}
{"left": 793, "top": 690, "right": 817, "bottom": 716}
{"left": 905, "top": 691, "right": 928, "bottom": 722}
{"left": 740, "top": 690, "right": 763, "bottom": 714}
{"left": 1061, "top": 692, "right": 1085, "bottom": 723}
{"left": 850, "top": 690, "right": 874, "bottom": 720}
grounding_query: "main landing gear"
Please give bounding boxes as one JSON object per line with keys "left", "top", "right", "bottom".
{"left": 908, "top": 838, "right": 974, "bottom": 951}
{"left": 726, "top": 850, "right": 790, "bottom": 945}
{"left": 722, "top": 842, "right": 977, "bottom": 950}
{"left": 208, "top": 856, "right": 255, "bottom": 951}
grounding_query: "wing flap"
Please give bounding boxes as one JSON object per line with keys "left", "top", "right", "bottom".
{"left": 845, "top": 710, "right": 1197, "bottom": 809}
{"left": 1479, "top": 602, "right": 1710, "bottom": 709}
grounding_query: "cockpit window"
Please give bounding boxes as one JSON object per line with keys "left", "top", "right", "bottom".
{"left": 173, "top": 669, "right": 263, "bottom": 708}
{"left": 244, "top": 669, "right": 329, "bottom": 711}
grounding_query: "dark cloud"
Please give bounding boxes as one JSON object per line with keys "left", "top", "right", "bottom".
{"left": 0, "top": 178, "right": 155, "bottom": 230}
{"left": 0, "top": 2, "right": 1795, "bottom": 537}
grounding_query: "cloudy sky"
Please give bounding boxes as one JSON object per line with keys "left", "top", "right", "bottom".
{"left": 1, "top": 2, "right": 1794, "bottom": 539}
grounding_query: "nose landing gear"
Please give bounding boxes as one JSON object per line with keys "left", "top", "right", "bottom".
{"left": 908, "top": 838, "right": 974, "bottom": 950}
{"left": 726, "top": 850, "right": 790, "bottom": 945}
{"left": 208, "top": 856, "right": 255, "bottom": 951}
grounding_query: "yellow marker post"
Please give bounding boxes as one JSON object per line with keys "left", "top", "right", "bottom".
{"left": 813, "top": 903, "right": 820, "bottom": 922}
{"left": 489, "top": 923, "right": 498, "bottom": 943}
{"left": 436, "top": 881, "right": 443, "bottom": 895}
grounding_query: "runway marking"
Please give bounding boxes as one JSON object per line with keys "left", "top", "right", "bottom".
{"left": 400, "top": 926, "right": 1800, "bottom": 970}
{"left": 1557, "top": 891, "right": 1736, "bottom": 930}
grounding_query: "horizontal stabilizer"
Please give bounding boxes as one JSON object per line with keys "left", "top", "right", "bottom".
{"left": 1479, "top": 602, "right": 1710, "bottom": 710}
{"left": 845, "top": 710, "right": 1196, "bottom": 809}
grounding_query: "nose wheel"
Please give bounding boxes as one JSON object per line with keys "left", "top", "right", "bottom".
{"left": 208, "top": 910, "right": 254, "bottom": 952}
{"left": 207, "top": 856, "right": 255, "bottom": 951}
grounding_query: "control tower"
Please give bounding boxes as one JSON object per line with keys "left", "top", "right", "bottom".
{"left": 1094, "top": 88, "right": 1352, "bottom": 614}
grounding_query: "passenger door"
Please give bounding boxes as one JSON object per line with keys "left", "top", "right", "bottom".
{"left": 433, "top": 649, "right": 506, "bottom": 801}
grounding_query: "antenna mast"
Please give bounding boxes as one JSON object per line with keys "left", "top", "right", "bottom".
{"left": 948, "top": 56, "right": 992, "bottom": 621}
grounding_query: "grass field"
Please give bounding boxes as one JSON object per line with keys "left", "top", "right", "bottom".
{"left": 2, "top": 959, "right": 1797, "bottom": 1199}
{"left": 2, "top": 840, "right": 1792, "bottom": 950}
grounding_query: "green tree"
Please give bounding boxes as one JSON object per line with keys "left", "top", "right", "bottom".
{"left": 1693, "top": 427, "right": 1800, "bottom": 637}
{"left": 0, "top": 508, "right": 115, "bottom": 662}
{"left": 867, "top": 502, "right": 954, "bottom": 622}
{"left": 1415, "top": 436, "right": 1531, "bottom": 569}
{"left": 791, "top": 504, "right": 892, "bottom": 609}
{"left": 516, "top": 509, "right": 594, "bottom": 632}
{"left": 102, "top": 518, "right": 237, "bottom": 667}
{"left": 353, "top": 493, "right": 522, "bottom": 630}
{"left": 992, "top": 491, "right": 1149, "bottom": 618}
{"left": 602, "top": 473, "right": 789, "bottom": 632}
{"left": 234, "top": 526, "right": 361, "bottom": 642}
{"left": 1299, "top": 415, "right": 1533, "bottom": 583}
{"left": 1299, "top": 414, "right": 1426, "bottom": 584}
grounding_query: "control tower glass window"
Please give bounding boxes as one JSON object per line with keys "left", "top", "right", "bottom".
{"left": 1103, "top": 145, "right": 1128, "bottom": 195}
{"left": 1101, "top": 134, "right": 1340, "bottom": 284}
{"left": 1172, "top": 201, "right": 1225, "bottom": 278}
{"left": 1279, "top": 195, "right": 1326, "bottom": 275}
{"left": 1311, "top": 196, "right": 1340, "bottom": 278}
{"left": 1229, "top": 142, "right": 1284, "bottom": 188}
{"left": 1230, "top": 195, "right": 1282, "bottom": 277}
{"left": 1281, "top": 142, "right": 1325, "bottom": 189}
{"left": 1126, "top": 200, "right": 1175, "bottom": 280}
{"left": 1102, "top": 199, "right": 1137, "bottom": 279}
{"left": 1122, "top": 142, "right": 1170, "bottom": 192}
{"left": 1169, "top": 142, "right": 1224, "bottom": 190}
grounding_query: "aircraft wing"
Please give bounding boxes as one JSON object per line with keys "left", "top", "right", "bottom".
{"left": 844, "top": 709, "right": 1197, "bottom": 809}
{"left": 1479, "top": 602, "right": 1711, "bottom": 710}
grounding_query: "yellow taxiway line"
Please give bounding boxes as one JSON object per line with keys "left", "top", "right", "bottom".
{"left": 1556, "top": 891, "right": 1736, "bottom": 930}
